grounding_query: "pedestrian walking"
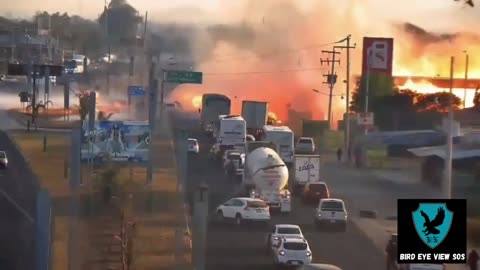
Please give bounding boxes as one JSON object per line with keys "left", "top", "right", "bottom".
{"left": 468, "top": 249, "right": 479, "bottom": 270}
{"left": 336, "top": 148, "right": 342, "bottom": 162}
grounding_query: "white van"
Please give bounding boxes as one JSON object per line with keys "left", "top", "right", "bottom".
{"left": 260, "top": 125, "right": 295, "bottom": 165}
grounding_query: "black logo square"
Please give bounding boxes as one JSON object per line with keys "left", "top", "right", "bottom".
{"left": 397, "top": 199, "right": 466, "bottom": 264}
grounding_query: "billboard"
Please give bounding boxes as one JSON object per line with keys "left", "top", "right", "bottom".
{"left": 362, "top": 37, "right": 394, "bottom": 76}
{"left": 81, "top": 121, "right": 150, "bottom": 163}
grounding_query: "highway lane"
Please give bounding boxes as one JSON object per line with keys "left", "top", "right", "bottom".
{"left": 172, "top": 112, "right": 385, "bottom": 270}
{"left": 0, "top": 131, "right": 39, "bottom": 270}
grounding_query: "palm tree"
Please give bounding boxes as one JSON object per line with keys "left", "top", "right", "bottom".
{"left": 97, "top": 110, "right": 114, "bottom": 120}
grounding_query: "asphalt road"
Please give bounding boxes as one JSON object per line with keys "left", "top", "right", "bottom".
{"left": 172, "top": 111, "right": 386, "bottom": 270}
{"left": 0, "top": 131, "right": 39, "bottom": 270}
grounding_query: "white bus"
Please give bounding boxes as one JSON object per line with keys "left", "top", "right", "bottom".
{"left": 218, "top": 115, "right": 246, "bottom": 146}
{"left": 260, "top": 125, "right": 295, "bottom": 165}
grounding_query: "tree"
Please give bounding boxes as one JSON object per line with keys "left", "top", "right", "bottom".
{"left": 98, "top": 0, "right": 142, "bottom": 44}
{"left": 414, "top": 92, "right": 461, "bottom": 112}
{"left": 33, "top": 12, "right": 103, "bottom": 54}
{"left": 473, "top": 88, "right": 480, "bottom": 111}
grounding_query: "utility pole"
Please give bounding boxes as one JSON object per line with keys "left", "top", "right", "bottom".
{"left": 104, "top": 0, "right": 110, "bottom": 95}
{"left": 334, "top": 35, "right": 356, "bottom": 162}
{"left": 463, "top": 51, "right": 469, "bottom": 109}
{"left": 445, "top": 56, "right": 455, "bottom": 200}
{"left": 320, "top": 49, "right": 340, "bottom": 129}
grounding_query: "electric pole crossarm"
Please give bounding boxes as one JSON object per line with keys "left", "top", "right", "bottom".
{"left": 322, "top": 50, "right": 341, "bottom": 55}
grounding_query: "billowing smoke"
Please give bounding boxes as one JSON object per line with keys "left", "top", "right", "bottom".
{"left": 392, "top": 22, "right": 480, "bottom": 77}
{"left": 147, "top": 0, "right": 480, "bottom": 123}
{"left": 161, "top": 0, "right": 371, "bottom": 122}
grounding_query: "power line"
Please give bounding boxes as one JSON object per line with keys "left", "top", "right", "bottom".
{"left": 207, "top": 41, "right": 339, "bottom": 63}
{"left": 203, "top": 67, "right": 327, "bottom": 76}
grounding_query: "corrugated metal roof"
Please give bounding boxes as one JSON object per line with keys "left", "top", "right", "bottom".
{"left": 407, "top": 144, "right": 480, "bottom": 159}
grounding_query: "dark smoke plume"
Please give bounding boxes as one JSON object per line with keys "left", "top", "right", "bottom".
{"left": 400, "top": 23, "right": 457, "bottom": 44}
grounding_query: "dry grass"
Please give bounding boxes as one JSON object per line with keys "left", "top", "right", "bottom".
{"left": 9, "top": 131, "right": 72, "bottom": 195}
{"left": 8, "top": 130, "right": 84, "bottom": 270}
{"left": 131, "top": 133, "right": 191, "bottom": 270}
{"left": 468, "top": 218, "right": 480, "bottom": 246}
{"left": 9, "top": 125, "right": 190, "bottom": 270}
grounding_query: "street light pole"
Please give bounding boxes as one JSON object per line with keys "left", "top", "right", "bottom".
{"left": 463, "top": 51, "right": 469, "bottom": 109}
{"left": 445, "top": 56, "right": 455, "bottom": 200}
{"left": 364, "top": 51, "right": 372, "bottom": 135}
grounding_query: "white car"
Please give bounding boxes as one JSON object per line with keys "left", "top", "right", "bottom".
{"left": 266, "top": 224, "right": 304, "bottom": 249}
{"left": 0, "top": 151, "right": 8, "bottom": 169}
{"left": 315, "top": 198, "right": 348, "bottom": 231}
{"left": 187, "top": 138, "right": 199, "bottom": 154}
{"left": 272, "top": 237, "right": 312, "bottom": 266}
{"left": 296, "top": 137, "right": 315, "bottom": 154}
{"left": 215, "top": 197, "right": 270, "bottom": 225}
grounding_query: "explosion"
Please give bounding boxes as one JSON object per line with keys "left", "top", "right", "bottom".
{"left": 160, "top": 0, "right": 480, "bottom": 125}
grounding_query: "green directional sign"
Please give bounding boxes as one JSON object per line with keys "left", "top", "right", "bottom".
{"left": 165, "top": 70, "right": 203, "bottom": 84}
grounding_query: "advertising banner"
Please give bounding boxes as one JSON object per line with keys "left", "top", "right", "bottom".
{"left": 81, "top": 121, "right": 150, "bottom": 163}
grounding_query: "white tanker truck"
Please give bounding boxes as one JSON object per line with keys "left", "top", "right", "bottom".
{"left": 242, "top": 141, "right": 291, "bottom": 213}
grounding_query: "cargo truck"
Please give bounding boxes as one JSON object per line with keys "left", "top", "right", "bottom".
{"left": 242, "top": 141, "right": 291, "bottom": 213}
{"left": 241, "top": 101, "right": 268, "bottom": 140}
{"left": 291, "top": 155, "right": 321, "bottom": 194}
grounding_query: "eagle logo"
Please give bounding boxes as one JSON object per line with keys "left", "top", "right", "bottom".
{"left": 412, "top": 203, "right": 453, "bottom": 249}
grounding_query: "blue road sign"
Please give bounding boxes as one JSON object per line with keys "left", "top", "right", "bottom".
{"left": 128, "top": 85, "right": 146, "bottom": 96}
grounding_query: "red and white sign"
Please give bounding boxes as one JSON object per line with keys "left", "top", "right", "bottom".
{"left": 357, "top": 112, "right": 374, "bottom": 126}
{"left": 362, "top": 37, "right": 394, "bottom": 76}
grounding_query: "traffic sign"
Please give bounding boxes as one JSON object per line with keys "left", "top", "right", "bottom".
{"left": 165, "top": 70, "right": 203, "bottom": 84}
{"left": 128, "top": 86, "right": 146, "bottom": 96}
{"left": 357, "top": 112, "right": 374, "bottom": 126}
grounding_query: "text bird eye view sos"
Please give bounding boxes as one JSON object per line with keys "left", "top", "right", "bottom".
{"left": 0, "top": 0, "right": 480, "bottom": 270}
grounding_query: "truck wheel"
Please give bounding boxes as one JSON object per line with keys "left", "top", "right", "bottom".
{"left": 234, "top": 214, "right": 242, "bottom": 226}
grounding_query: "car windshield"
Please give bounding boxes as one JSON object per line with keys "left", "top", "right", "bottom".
{"left": 283, "top": 242, "right": 307, "bottom": 250}
{"left": 321, "top": 201, "right": 344, "bottom": 211}
{"left": 0, "top": 152, "right": 5, "bottom": 158}
{"left": 247, "top": 200, "right": 267, "bottom": 208}
{"left": 277, "top": 227, "right": 301, "bottom": 234}
{"left": 299, "top": 139, "right": 312, "bottom": 144}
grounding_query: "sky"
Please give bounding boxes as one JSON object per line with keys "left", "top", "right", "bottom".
{"left": 2, "top": 0, "right": 479, "bottom": 33}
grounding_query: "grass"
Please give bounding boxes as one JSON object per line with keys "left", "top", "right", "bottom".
{"left": 9, "top": 125, "right": 191, "bottom": 269}
{"left": 468, "top": 218, "right": 480, "bottom": 246}
{"left": 131, "top": 132, "right": 191, "bottom": 269}
{"left": 8, "top": 130, "right": 78, "bottom": 270}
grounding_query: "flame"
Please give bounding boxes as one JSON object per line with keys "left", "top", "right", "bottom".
{"left": 192, "top": 95, "right": 202, "bottom": 108}
{"left": 397, "top": 79, "right": 476, "bottom": 108}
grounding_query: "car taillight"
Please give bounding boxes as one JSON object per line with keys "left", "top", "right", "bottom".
{"left": 306, "top": 251, "right": 311, "bottom": 257}
{"left": 278, "top": 250, "right": 285, "bottom": 256}
{"left": 244, "top": 206, "right": 250, "bottom": 211}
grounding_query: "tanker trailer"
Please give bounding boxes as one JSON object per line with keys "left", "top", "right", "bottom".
{"left": 242, "top": 141, "right": 291, "bottom": 213}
